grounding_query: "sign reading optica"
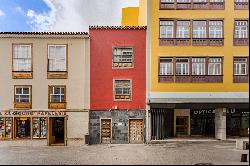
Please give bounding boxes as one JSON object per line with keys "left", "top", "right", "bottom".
{"left": 0, "top": 111, "right": 67, "bottom": 117}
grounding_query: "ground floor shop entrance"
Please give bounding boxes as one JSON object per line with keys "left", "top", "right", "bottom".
{"left": 190, "top": 109, "right": 215, "bottom": 137}
{"left": 151, "top": 109, "right": 174, "bottom": 140}
{"left": 48, "top": 117, "right": 66, "bottom": 146}
{"left": 129, "top": 119, "right": 144, "bottom": 144}
{"left": 176, "top": 116, "right": 189, "bottom": 136}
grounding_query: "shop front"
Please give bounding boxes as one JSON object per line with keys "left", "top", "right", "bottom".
{"left": 0, "top": 110, "right": 67, "bottom": 146}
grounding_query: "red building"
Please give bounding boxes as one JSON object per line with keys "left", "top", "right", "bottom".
{"left": 89, "top": 26, "right": 147, "bottom": 144}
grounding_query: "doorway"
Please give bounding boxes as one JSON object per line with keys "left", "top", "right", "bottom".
{"left": 48, "top": 117, "right": 66, "bottom": 146}
{"left": 129, "top": 119, "right": 144, "bottom": 144}
{"left": 176, "top": 116, "right": 189, "bottom": 136}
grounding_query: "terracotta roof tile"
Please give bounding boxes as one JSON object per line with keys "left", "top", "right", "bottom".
{"left": 89, "top": 26, "right": 147, "bottom": 30}
{"left": 0, "top": 32, "right": 89, "bottom": 38}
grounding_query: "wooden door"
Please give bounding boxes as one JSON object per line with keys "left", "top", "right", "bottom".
{"left": 129, "top": 119, "right": 144, "bottom": 144}
{"left": 100, "top": 119, "right": 112, "bottom": 144}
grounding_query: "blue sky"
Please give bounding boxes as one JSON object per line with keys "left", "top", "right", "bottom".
{"left": 0, "top": 0, "right": 139, "bottom": 32}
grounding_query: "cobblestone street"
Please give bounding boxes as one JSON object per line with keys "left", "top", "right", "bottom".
{"left": 0, "top": 141, "right": 249, "bottom": 165}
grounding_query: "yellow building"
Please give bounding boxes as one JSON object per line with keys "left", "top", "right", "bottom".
{"left": 123, "top": 0, "right": 249, "bottom": 142}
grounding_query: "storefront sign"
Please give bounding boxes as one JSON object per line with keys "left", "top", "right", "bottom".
{"left": 0, "top": 111, "right": 67, "bottom": 117}
{"left": 192, "top": 109, "right": 237, "bottom": 115}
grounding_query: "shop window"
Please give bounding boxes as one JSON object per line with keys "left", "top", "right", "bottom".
{"left": 112, "top": 47, "right": 134, "bottom": 68}
{"left": 235, "top": 0, "right": 249, "bottom": 10}
{"left": 0, "top": 117, "right": 13, "bottom": 139}
{"left": 48, "top": 86, "right": 66, "bottom": 109}
{"left": 233, "top": 57, "right": 249, "bottom": 83}
{"left": 15, "top": 117, "right": 31, "bottom": 138}
{"left": 114, "top": 80, "right": 132, "bottom": 101}
{"left": 234, "top": 20, "right": 249, "bottom": 46}
{"left": 47, "top": 45, "right": 68, "bottom": 79}
{"left": 159, "top": 58, "right": 174, "bottom": 82}
{"left": 33, "top": 118, "right": 47, "bottom": 138}
{"left": 14, "top": 85, "right": 32, "bottom": 109}
{"left": 12, "top": 44, "right": 33, "bottom": 79}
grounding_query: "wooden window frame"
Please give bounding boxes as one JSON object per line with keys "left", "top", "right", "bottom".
{"left": 48, "top": 85, "right": 66, "bottom": 109}
{"left": 159, "top": 0, "right": 225, "bottom": 10}
{"left": 233, "top": 56, "right": 249, "bottom": 83}
{"left": 112, "top": 46, "right": 134, "bottom": 69}
{"left": 12, "top": 43, "right": 33, "bottom": 79}
{"left": 14, "top": 85, "right": 32, "bottom": 109}
{"left": 47, "top": 44, "right": 68, "bottom": 79}
{"left": 234, "top": 0, "right": 249, "bottom": 10}
{"left": 160, "top": 19, "right": 224, "bottom": 46}
{"left": 0, "top": 117, "right": 13, "bottom": 140}
{"left": 158, "top": 56, "right": 223, "bottom": 83}
{"left": 159, "top": 19, "right": 191, "bottom": 46}
{"left": 113, "top": 79, "right": 132, "bottom": 101}
{"left": 158, "top": 57, "right": 175, "bottom": 83}
{"left": 234, "top": 19, "right": 249, "bottom": 46}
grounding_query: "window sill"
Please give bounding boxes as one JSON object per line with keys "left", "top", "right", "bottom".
{"left": 158, "top": 75, "right": 224, "bottom": 83}
{"left": 48, "top": 103, "right": 66, "bottom": 109}
{"left": 12, "top": 71, "right": 33, "bottom": 79}
{"left": 234, "top": 38, "right": 249, "bottom": 46}
{"left": 14, "top": 103, "right": 32, "bottom": 109}
{"left": 47, "top": 71, "right": 68, "bottom": 79}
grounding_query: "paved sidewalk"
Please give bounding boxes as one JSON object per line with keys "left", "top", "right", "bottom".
{"left": 0, "top": 141, "right": 249, "bottom": 165}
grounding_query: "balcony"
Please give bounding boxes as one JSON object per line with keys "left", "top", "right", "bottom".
{"left": 176, "top": 3, "right": 192, "bottom": 9}
{"left": 175, "top": 75, "right": 192, "bottom": 83}
{"left": 233, "top": 75, "right": 249, "bottom": 83}
{"left": 234, "top": 38, "right": 249, "bottom": 46}
{"left": 235, "top": 2, "right": 249, "bottom": 10}
{"left": 210, "top": 2, "right": 225, "bottom": 10}
{"left": 193, "top": 2, "right": 209, "bottom": 9}
{"left": 160, "top": 2, "right": 175, "bottom": 9}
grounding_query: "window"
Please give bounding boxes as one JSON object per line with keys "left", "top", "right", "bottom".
{"left": 176, "top": 21, "right": 190, "bottom": 38}
{"left": 49, "top": 86, "right": 65, "bottom": 103}
{"left": 114, "top": 80, "right": 132, "bottom": 101}
{"left": 13, "top": 45, "right": 32, "bottom": 72}
{"left": 235, "top": 21, "right": 248, "bottom": 38}
{"left": 0, "top": 117, "right": 12, "bottom": 139}
{"left": 209, "top": 21, "right": 223, "bottom": 38}
{"left": 208, "top": 58, "right": 222, "bottom": 75}
{"left": 48, "top": 45, "right": 67, "bottom": 72}
{"left": 113, "top": 47, "right": 134, "bottom": 68}
{"left": 15, "top": 86, "right": 31, "bottom": 103}
{"left": 234, "top": 58, "right": 248, "bottom": 75}
{"left": 192, "top": 58, "right": 206, "bottom": 75}
{"left": 159, "top": 58, "right": 174, "bottom": 75}
{"left": 33, "top": 118, "right": 47, "bottom": 138}
{"left": 160, "top": 20, "right": 174, "bottom": 38}
{"left": 193, "top": 21, "right": 207, "bottom": 38}
{"left": 176, "top": 58, "right": 189, "bottom": 75}
{"left": 49, "top": 86, "right": 66, "bottom": 109}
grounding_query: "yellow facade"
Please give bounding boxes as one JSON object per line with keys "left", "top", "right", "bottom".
{"left": 150, "top": 0, "right": 249, "bottom": 93}
{"left": 122, "top": 7, "right": 139, "bottom": 26}
{"left": 121, "top": 0, "right": 147, "bottom": 26}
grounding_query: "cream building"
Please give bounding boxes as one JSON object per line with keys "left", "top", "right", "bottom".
{"left": 0, "top": 32, "right": 90, "bottom": 146}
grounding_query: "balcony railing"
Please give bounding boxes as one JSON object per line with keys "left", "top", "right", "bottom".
{"left": 160, "top": 38, "right": 191, "bottom": 46}
{"left": 158, "top": 75, "right": 224, "bottom": 83}
{"left": 234, "top": 38, "right": 249, "bottom": 46}
{"left": 160, "top": 1, "right": 225, "bottom": 10}
{"left": 235, "top": 2, "right": 249, "bottom": 10}
{"left": 233, "top": 75, "right": 249, "bottom": 83}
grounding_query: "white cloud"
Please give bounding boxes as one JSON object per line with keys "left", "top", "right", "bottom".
{"left": 26, "top": 0, "right": 139, "bottom": 32}
{"left": 0, "top": 9, "right": 5, "bottom": 17}
{"left": 15, "top": 6, "right": 25, "bottom": 15}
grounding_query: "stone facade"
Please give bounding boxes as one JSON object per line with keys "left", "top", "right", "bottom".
{"left": 89, "top": 110, "right": 146, "bottom": 144}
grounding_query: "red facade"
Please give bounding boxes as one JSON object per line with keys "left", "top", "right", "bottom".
{"left": 90, "top": 27, "right": 146, "bottom": 110}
